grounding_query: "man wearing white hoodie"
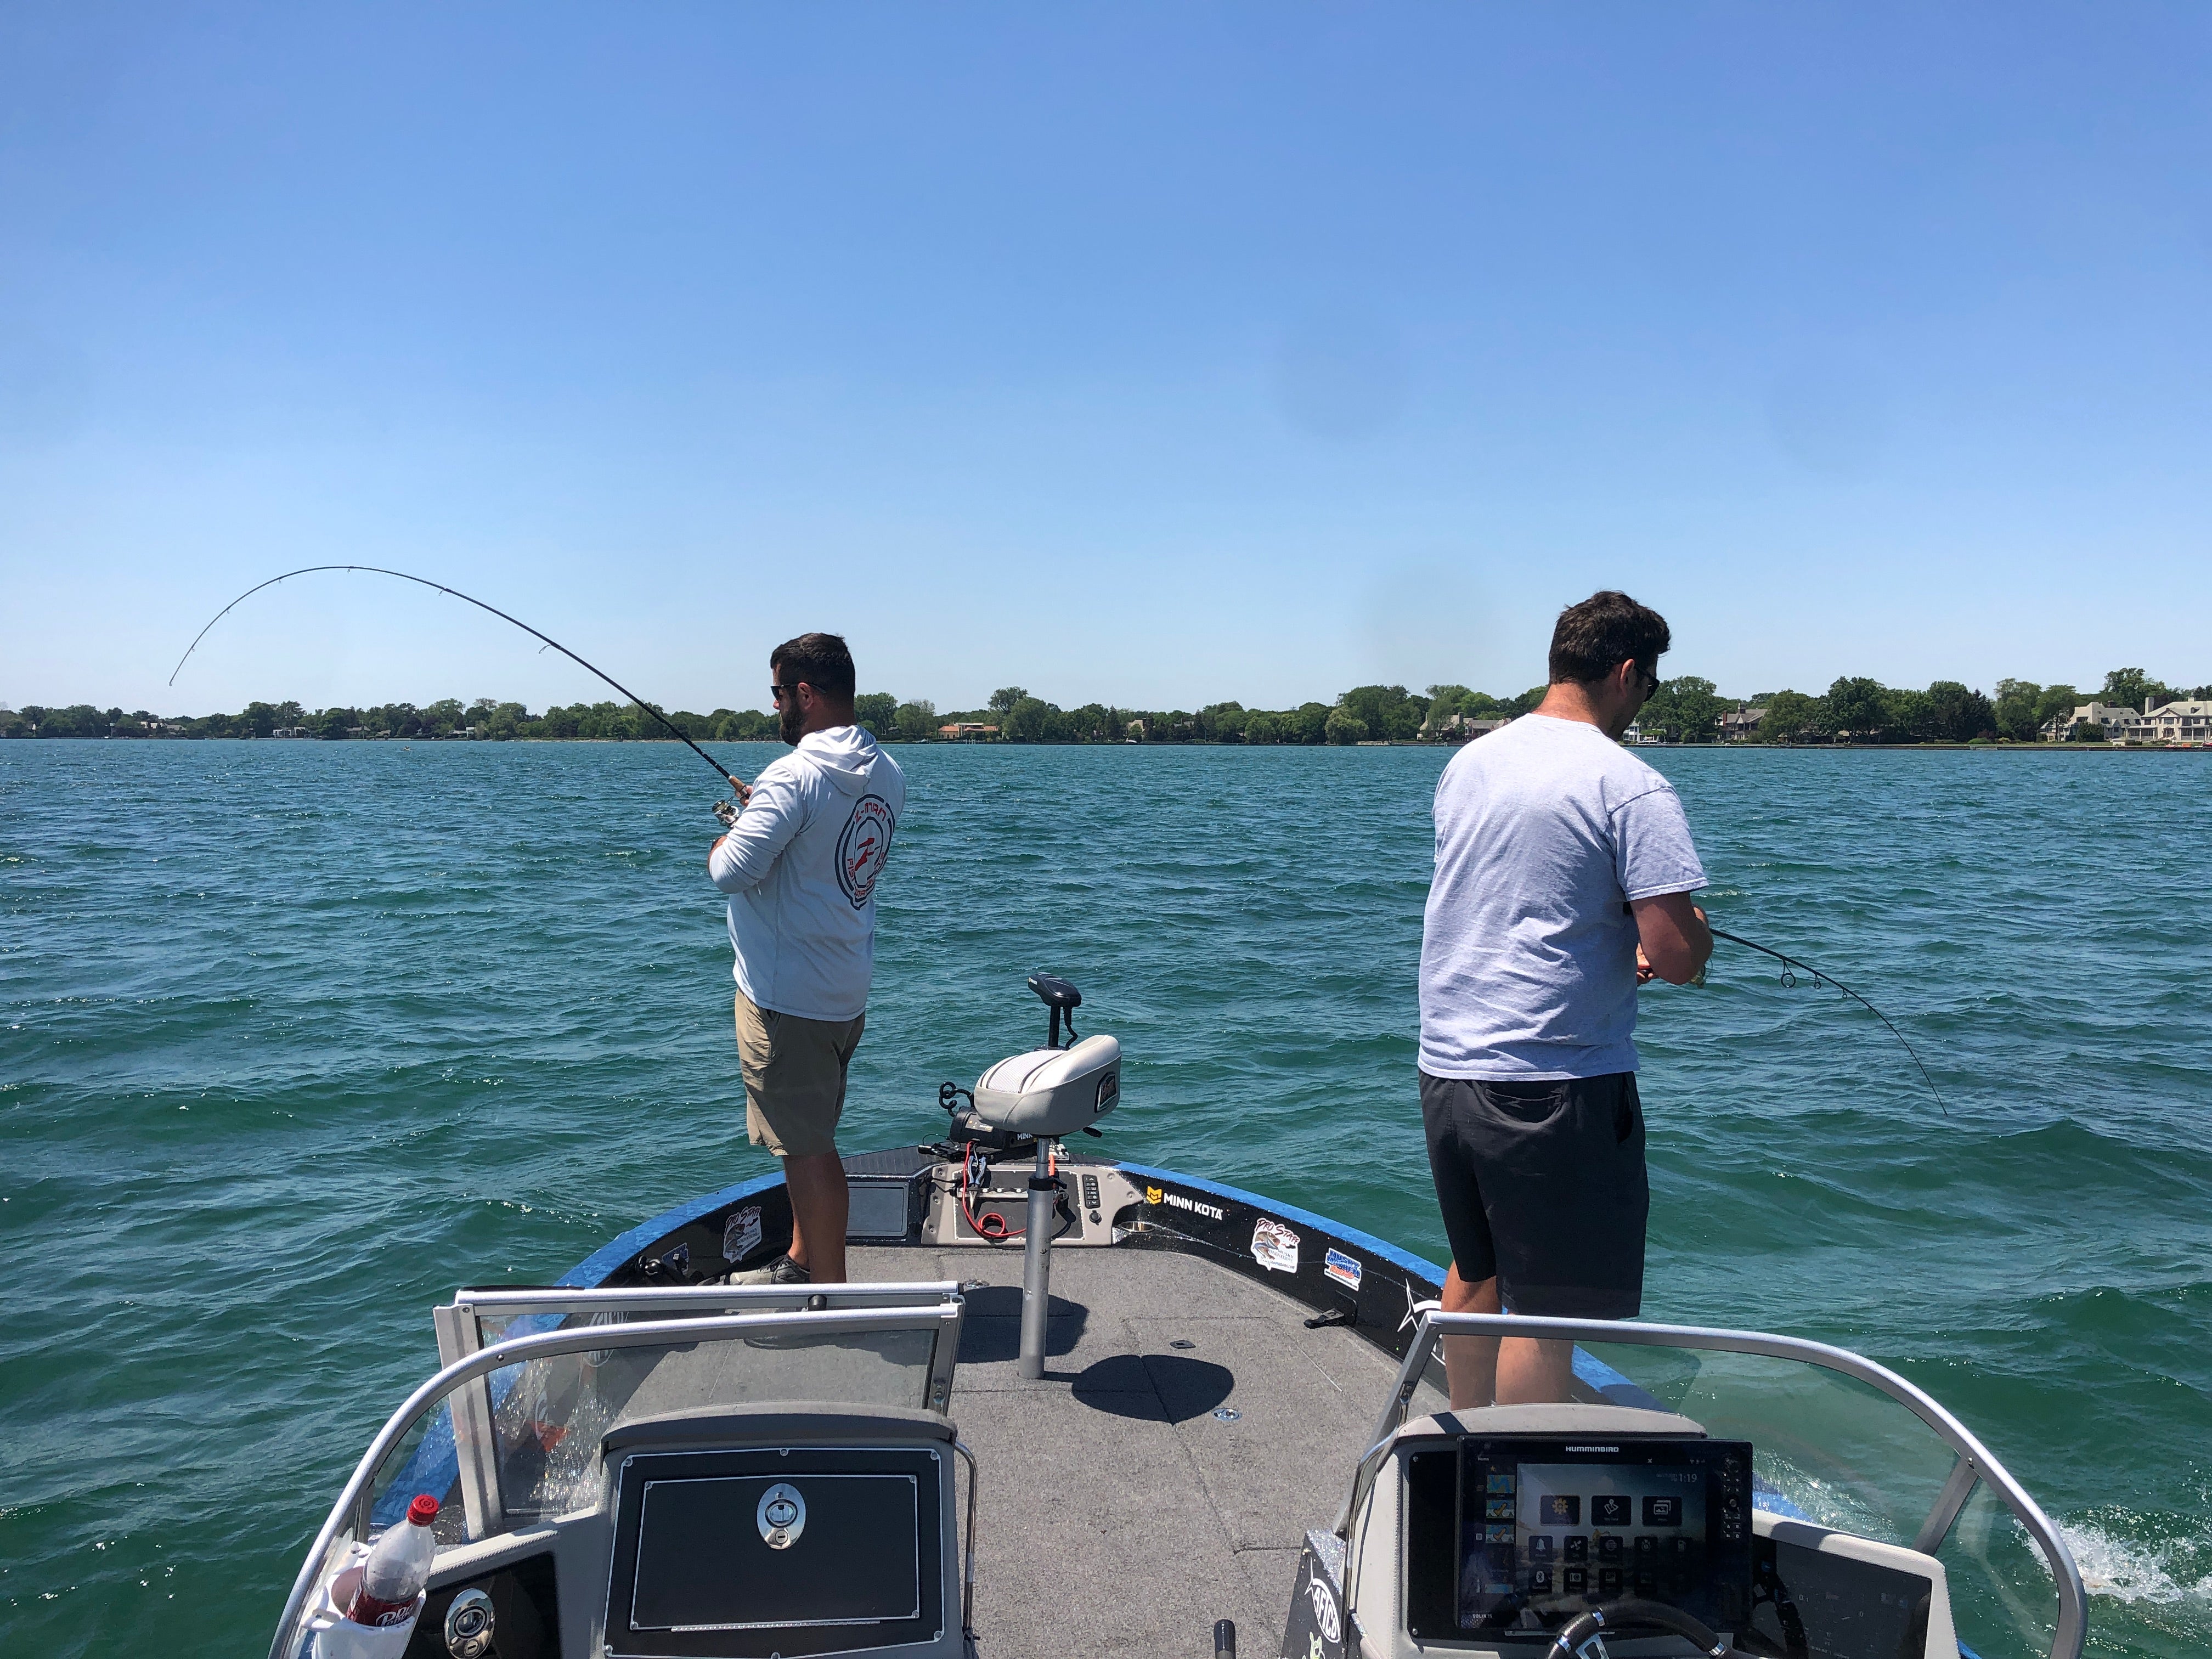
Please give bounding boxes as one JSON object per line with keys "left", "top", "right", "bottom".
{"left": 709, "top": 633, "right": 905, "bottom": 1285}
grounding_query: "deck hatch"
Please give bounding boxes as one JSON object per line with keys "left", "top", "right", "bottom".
{"left": 607, "top": 1446, "right": 944, "bottom": 1658}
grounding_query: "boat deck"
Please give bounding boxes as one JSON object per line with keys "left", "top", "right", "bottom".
{"left": 849, "top": 1243, "right": 1446, "bottom": 1659}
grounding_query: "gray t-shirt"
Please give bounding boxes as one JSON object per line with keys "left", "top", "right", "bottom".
{"left": 1419, "top": 714, "right": 1707, "bottom": 1080}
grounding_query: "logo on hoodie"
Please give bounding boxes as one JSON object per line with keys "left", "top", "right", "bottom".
{"left": 837, "top": 794, "right": 896, "bottom": 909}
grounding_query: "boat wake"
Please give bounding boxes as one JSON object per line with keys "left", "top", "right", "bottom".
{"left": 2062, "top": 1516, "right": 2212, "bottom": 1606}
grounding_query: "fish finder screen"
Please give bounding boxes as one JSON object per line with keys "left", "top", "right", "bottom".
{"left": 1447, "top": 1438, "right": 1753, "bottom": 1639}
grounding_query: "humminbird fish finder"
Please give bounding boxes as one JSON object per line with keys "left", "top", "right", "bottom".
{"left": 1402, "top": 1434, "right": 1754, "bottom": 1643}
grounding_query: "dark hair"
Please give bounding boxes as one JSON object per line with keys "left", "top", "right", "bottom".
{"left": 1548, "top": 591, "right": 1671, "bottom": 685}
{"left": 770, "top": 633, "right": 857, "bottom": 703}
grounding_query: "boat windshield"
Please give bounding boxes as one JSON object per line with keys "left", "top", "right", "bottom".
{"left": 273, "top": 1298, "right": 964, "bottom": 1659}
{"left": 1368, "top": 1313, "right": 2084, "bottom": 1659}
{"left": 1574, "top": 1340, "right": 2061, "bottom": 1659}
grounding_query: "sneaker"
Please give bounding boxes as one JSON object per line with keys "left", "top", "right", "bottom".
{"left": 727, "top": 1254, "right": 811, "bottom": 1286}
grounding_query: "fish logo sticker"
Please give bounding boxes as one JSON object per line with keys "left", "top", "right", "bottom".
{"left": 723, "top": 1205, "right": 763, "bottom": 1265}
{"left": 837, "top": 795, "right": 896, "bottom": 909}
{"left": 1308, "top": 1575, "right": 1341, "bottom": 1644}
{"left": 1251, "top": 1217, "right": 1300, "bottom": 1274}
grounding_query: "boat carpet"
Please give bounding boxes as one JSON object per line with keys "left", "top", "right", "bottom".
{"left": 848, "top": 1243, "right": 1448, "bottom": 1659}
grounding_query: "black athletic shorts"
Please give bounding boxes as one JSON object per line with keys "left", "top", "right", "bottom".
{"left": 1420, "top": 1070, "right": 1647, "bottom": 1319}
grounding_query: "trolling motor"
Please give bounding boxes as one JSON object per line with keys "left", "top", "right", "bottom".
{"left": 958, "top": 974, "right": 1122, "bottom": 1379}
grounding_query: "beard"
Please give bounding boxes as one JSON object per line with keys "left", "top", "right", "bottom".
{"left": 778, "top": 698, "right": 805, "bottom": 745}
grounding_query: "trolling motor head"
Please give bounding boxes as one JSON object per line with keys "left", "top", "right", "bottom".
{"left": 972, "top": 974, "right": 1120, "bottom": 1141}
{"left": 1026, "top": 972, "right": 1082, "bottom": 1048}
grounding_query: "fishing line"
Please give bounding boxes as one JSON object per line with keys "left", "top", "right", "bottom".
{"left": 1710, "top": 928, "right": 1948, "bottom": 1115}
{"left": 168, "top": 565, "right": 741, "bottom": 793}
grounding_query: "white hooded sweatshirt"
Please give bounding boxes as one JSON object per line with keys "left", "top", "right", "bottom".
{"left": 708, "top": 725, "right": 905, "bottom": 1022}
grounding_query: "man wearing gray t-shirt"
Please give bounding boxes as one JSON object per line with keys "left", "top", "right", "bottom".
{"left": 1419, "top": 590, "right": 1711, "bottom": 1407}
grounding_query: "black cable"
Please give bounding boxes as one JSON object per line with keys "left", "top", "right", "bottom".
{"left": 167, "top": 564, "right": 740, "bottom": 791}
{"left": 1711, "top": 928, "right": 1947, "bottom": 1116}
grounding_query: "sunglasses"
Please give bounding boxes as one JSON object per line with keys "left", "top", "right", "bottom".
{"left": 769, "top": 682, "right": 805, "bottom": 703}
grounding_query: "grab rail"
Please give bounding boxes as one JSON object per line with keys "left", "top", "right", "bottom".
{"left": 1336, "top": 1311, "right": 2086, "bottom": 1659}
{"left": 268, "top": 1303, "right": 964, "bottom": 1659}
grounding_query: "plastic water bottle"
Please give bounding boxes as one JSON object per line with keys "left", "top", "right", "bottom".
{"left": 346, "top": 1495, "right": 439, "bottom": 1626}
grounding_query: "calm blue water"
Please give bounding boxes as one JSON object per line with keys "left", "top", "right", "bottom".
{"left": 3, "top": 740, "right": 2208, "bottom": 1656}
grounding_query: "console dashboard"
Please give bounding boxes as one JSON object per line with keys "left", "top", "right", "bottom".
{"left": 1402, "top": 1432, "right": 1754, "bottom": 1644}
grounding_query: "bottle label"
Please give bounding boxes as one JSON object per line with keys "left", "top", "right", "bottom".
{"left": 347, "top": 1590, "right": 419, "bottom": 1627}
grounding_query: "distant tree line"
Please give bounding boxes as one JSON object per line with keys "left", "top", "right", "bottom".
{"left": 0, "top": 697, "right": 785, "bottom": 743}
{"left": 8, "top": 667, "right": 2203, "bottom": 746}
{"left": 1728, "top": 668, "right": 2210, "bottom": 746}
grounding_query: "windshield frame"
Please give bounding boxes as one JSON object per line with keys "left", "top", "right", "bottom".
{"left": 1341, "top": 1308, "right": 2086, "bottom": 1659}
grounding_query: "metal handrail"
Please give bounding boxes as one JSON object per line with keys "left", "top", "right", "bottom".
{"left": 1336, "top": 1311, "right": 2086, "bottom": 1659}
{"left": 448, "top": 1280, "right": 963, "bottom": 1316}
{"left": 268, "top": 1304, "right": 963, "bottom": 1659}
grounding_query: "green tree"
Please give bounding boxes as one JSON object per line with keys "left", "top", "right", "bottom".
{"left": 1006, "top": 696, "right": 1054, "bottom": 741}
{"left": 1244, "top": 712, "right": 1279, "bottom": 744}
{"left": 2098, "top": 668, "right": 2174, "bottom": 714}
{"left": 1285, "top": 702, "right": 1330, "bottom": 744}
{"left": 1925, "top": 681, "right": 1994, "bottom": 742}
{"left": 1324, "top": 708, "right": 1368, "bottom": 745}
{"left": 1641, "top": 675, "right": 1724, "bottom": 743}
{"left": 988, "top": 687, "right": 1028, "bottom": 717}
{"left": 2032, "top": 685, "right": 2080, "bottom": 735}
{"left": 2068, "top": 721, "right": 2107, "bottom": 743}
{"left": 1991, "top": 679, "right": 2042, "bottom": 742}
{"left": 1197, "top": 701, "right": 1246, "bottom": 742}
{"left": 853, "top": 692, "right": 898, "bottom": 736}
{"left": 1338, "top": 685, "right": 1427, "bottom": 740}
{"left": 1756, "top": 690, "right": 1827, "bottom": 743}
{"left": 1825, "top": 677, "right": 1888, "bottom": 741}
{"left": 893, "top": 699, "right": 937, "bottom": 741}
{"left": 1882, "top": 689, "right": 1933, "bottom": 743}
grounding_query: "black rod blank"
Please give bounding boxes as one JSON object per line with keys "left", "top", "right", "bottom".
{"left": 168, "top": 564, "right": 740, "bottom": 790}
{"left": 1710, "top": 928, "right": 1947, "bottom": 1115}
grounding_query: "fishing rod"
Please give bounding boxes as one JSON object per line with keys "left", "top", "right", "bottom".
{"left": 168, "top": 565, "right": 743, "bottom": 795}
{"left": 1709, "top": 928, "right": 1947, "bottom": 1115}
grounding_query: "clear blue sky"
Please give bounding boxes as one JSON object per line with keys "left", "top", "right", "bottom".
{"left": 5, "top": 3, "right": 2209, "bottom": 716}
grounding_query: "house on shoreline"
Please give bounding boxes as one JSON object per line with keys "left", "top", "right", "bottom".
{"left": 2041, "top": 698, "right": 2212, "bottom": 744}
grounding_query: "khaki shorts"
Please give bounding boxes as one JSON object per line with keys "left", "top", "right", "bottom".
{"left": 735, "top": 991, "right": 865, "bottom": 1158}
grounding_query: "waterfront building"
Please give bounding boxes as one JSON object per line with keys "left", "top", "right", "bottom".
{"left": 2040, "top": 698, "right": 2212, "bottom": 743}
{"left": 2040, "top": 701, "right": 2139, "bottom": 741}
{"left": 2133, "top": 699, "right": 2212, "bottom": 743}
{"left": 1718, "top": 705, "right": 1768, "bottom": 741}
{"left": 1424, "top": 712, "right": 1511, "bottom": 743}
{"left": 937, "top": 722, "right": 1000, "bottom": 741}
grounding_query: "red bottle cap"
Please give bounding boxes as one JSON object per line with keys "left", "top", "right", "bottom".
{"left": 407, "top": 1494, "right": 440, "bottom": 1526}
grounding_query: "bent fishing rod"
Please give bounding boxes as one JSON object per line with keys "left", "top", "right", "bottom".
{"left": 169, "top": 565, "right": 742, "bottom": 795}
{"left": 1709, "top": 928, "right": 1947, "bottom": 1115}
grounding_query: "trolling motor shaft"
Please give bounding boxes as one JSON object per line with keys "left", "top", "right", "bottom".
{"left": 1018, "top": 1146, "right": 1061, "bottom": 1380}
{"left": 963, "top": 975, "right": 1124, "bottom": 1380}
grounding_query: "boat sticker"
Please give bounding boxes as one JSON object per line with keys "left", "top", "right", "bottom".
{"left": 1165, "top": 1191, "right": 1226, "bottom": 1221}
{"left": 1145, "top": 1185, "right": 1164, "bottom": 1205}
{"left": 1251, "top": 1217, "right": 1300, "bottom": 1273}
{"left": 1323, "top": 1248, "right": 1363, "bottom": 1293}
{"left": 723, "top": 1205, "right": 764, "bottom": 1264}
{"left": 836, "top": 795, "right": 896, "bottom": 910}
{"left": 1308, "top": 1576, "right": 1341, "bottom": 1644}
